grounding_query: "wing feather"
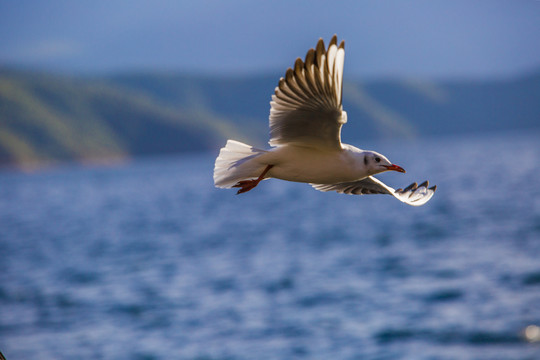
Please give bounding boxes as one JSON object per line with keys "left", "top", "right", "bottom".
{"left": 334, "top": 41, "right": 345, "bottom": 103}
{"left": 269, "top": 35, "right": 346, "bottom": 149}
{"left": 293, "top": 58, "right": 316, "bottom": 99}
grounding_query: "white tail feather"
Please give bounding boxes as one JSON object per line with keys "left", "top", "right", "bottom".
{"left": 213, "top": 140, "right": 267, "bottom": 188}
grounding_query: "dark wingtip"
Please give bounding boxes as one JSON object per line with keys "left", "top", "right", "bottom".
{"left": 404, "top": 182, "right": 418, "bottom": 192}
{"left": 304, "top": 48, "right": 315, "bottom": 65}
{"left": 285, "top": 67, "right": 294, "bottom": 81}
{"left": 419, "top": 180, "right": 429, "bottom": 188}
{"left": 329, "top": 34, "right": 338, "bottom": 47}
{"left": 430, "top": 185, "right": 437, "bottom": 192}
{"left": 316, "top": 38, "right": 325, "bottom": 51}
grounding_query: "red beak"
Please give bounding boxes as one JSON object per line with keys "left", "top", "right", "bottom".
{"left": 383, "top": 164, "right": 406, "bottom": 173}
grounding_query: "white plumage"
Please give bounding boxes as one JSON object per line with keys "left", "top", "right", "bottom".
{"left": 214, "top": 35, "right": 436, "bottom": 206}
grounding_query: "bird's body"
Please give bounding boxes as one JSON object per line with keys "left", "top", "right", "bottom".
{"left": 249, "top": 144, "right": 376, "bottom": 184}
{"left": 214, "top": 35, "right": 436, "bottom": 206}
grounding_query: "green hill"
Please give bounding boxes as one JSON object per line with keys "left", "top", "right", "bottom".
{"left": 0, "top": 70, "right": 249, "bottom": 168}
{"left": 1, "top": 68, "right": 539, "bottom": 168}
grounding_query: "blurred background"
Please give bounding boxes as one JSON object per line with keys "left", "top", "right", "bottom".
{"left": 1, "top": 1, "right": 540, "bottom": 359}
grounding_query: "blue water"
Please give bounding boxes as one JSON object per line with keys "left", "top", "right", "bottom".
{"left": 1, "top": 132, "right": 540, "bottom": 360}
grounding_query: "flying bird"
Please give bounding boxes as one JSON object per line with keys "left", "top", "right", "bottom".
{"left": 214, "top": 35, "right": 436, "bottom": 206}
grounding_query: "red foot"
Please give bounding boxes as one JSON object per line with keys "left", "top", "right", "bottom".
{"left": 232, "top": 164, "right": 273, "bottom": 195}
{"left": 233, "top": 179, "right": 260, "bottom": 194}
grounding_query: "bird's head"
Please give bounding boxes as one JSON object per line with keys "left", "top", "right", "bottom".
{"left": 363, "top": 151, "right": 406, "bottom": 175}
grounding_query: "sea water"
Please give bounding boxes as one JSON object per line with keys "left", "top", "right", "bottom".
{"left": 1, "top": 131, "right": 540, "bottom": 360}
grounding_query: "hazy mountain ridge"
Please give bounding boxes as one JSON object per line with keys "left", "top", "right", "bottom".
{"left": 0, "top": 69, "right": 248, "bottom": 168}
{"left": 1, "top": 68, "right": 539, "bottom": 168}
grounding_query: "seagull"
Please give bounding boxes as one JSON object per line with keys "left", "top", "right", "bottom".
{"left": 214, "top": 35, "right": 436, "bottom": 206}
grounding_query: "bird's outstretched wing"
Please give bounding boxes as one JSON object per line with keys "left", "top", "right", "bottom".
{"left": 311, "top": 176, "right": 437, "bottom": 206}
{"left": 269, "top": 35, "right": 346, "bottom": 150}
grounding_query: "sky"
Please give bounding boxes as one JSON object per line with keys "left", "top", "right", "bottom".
{"left": 1, "top": 0, "right": 540, "bottom": 79}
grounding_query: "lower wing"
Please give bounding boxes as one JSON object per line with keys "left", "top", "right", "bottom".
{"left": 311, "top": 176, "right": 436, "bottom": 206}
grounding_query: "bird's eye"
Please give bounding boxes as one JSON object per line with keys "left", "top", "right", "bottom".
{"left": 375, "top": 157, "right": 381, "bottom": 163}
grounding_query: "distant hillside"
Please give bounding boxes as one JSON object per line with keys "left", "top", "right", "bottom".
{"left": 1, "top": 68, "right": 539, "bottom": 168}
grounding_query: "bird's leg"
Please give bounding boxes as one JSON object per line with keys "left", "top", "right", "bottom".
{"left": 233, "top": 165, "right": 274, "bottom": 194}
